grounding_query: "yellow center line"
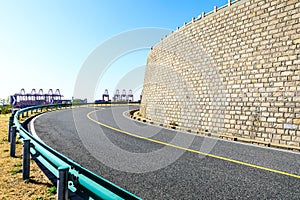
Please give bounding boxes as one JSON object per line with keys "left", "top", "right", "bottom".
{"left": 87, "top": 109, "right": 300, "bottom": 179}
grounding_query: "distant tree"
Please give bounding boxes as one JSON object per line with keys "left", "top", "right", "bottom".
{"left": 0, "top": 105, "right": 11, "bottom": 114}
{"left": 72, "top": 99, "right": 85, "bottom": 105}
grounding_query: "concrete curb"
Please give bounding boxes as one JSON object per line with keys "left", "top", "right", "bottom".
{"left": 129, "top": 110, "right": 300, "bottom": 152}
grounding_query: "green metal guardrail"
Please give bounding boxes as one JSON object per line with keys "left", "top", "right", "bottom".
{"left": 8, "top": 104, "right": 141, "bottom": 200}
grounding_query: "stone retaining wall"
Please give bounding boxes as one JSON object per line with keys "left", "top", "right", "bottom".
{"left": 140, "top": 0, "right": 300, "bottom": 146}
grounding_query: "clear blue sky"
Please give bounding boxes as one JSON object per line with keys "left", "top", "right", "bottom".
{"left": 0, "top": 0, "right": 228, "bottom": 101}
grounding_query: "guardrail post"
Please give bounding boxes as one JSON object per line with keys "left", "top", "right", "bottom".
{"left": 57, "top": 166, "right": 69, "bottom": 200}
{"left": 23, "top": 139, "right": 30, "bottom": 180}
{"left": 8, "top": 115, "right": 13, "bottom": 142}
{"left": 10, "top": 126, "right": 16, "bottom": 157}
{"left": 8, "top": 110, "right": 17, "bottom": 142}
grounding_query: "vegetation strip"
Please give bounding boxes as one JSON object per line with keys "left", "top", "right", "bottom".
{"left": 0, "top": 114, "right": 56, "bottom": 200}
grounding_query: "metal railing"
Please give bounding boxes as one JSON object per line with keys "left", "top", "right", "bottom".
{"left": 8, "top": 104, "right": 141, "bottom": 200}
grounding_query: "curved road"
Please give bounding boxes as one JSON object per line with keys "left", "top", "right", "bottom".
{"left": 31, "top": 106, "right": 300, "bottom": 199}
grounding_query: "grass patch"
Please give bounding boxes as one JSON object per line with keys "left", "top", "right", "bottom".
{"left": 24, "top": 179, "right": 30, "bottom": 184}
{"left": 13, "top": 163, "right": 22, "bottom": 167}
{"left": 46, "top": 186, "right": 57, "bottom": 195}
{"left": 36, "top": 197, "right": 54, "bottom": 200}
{"left": 10, "top": 168, "right": 22, "bottom": 175}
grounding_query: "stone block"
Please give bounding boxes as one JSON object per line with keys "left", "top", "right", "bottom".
{"left": 284, "top": 124, "right": 298, "bottom": 130}
{"left": 282, "top": 135, "right": 292, "bottom": 141}
{"left": 293, "top": 119, "right": 300, "bottom": 124}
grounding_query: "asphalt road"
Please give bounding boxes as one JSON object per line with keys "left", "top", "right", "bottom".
{"left": 31, "top": 106, "right": 300, "bottom": 199}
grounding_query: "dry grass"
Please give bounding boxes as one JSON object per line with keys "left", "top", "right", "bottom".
{"left": 0, "top": 114, "right": 56, "bottom": 200}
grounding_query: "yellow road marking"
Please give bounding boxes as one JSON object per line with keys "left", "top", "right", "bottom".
{"left": 87, "top": 109, "right": 300, "bottom": 179}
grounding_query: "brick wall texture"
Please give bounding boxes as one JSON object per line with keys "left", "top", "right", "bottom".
{"left": 140, "top": 0, "right": 300, "bottom": 146}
